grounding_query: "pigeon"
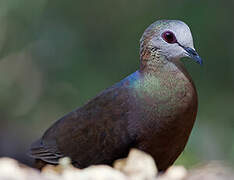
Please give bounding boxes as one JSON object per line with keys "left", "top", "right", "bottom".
{"left": 29, "top": 20, "right": 202, "bottom": 171}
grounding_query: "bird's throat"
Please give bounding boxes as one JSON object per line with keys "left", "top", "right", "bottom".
{"left": 140, "top": 48, "right": 169, "bottom": 73}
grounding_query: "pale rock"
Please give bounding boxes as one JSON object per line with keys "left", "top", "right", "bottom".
{"left": 158, "top": 166, "right": 187, "bottom": 180}
{"left": 0, "top": 157, "right": 42, "bottom": 180}
{"left": 114, "top": 148, "right": 157, "bottom": 180}
{"left": 63, "top": 165, "right": 127, "bottom": 180}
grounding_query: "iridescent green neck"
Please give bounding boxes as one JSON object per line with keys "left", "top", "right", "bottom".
{"left": 133, "top": 63, "right": 189, "bottom": 117}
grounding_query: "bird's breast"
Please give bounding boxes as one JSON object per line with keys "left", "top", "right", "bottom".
{"left": 126, "top": 70, "right": 198, "bottom": 171}
{"left": 131, "top": 70, "right": 197, "bottom": 118}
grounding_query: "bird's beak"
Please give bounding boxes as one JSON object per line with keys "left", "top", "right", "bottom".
{"left": 183, "top": 47, "right": 203, "bottom": 65}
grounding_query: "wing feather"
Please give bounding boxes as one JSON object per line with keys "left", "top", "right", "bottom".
{"left": 29, "top": 138, "right": 64, "bottom": 164}
{"left": 29, "top": 76, "right": 138, "bottom": 167}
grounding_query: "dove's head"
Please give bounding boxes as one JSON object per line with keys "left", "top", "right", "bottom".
{"left": 140, "top": 20, "right": 202, "bottom": 67}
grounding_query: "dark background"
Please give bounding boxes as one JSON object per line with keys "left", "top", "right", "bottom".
{"left": 0, "top": 0, "right": 233, "bottom": 168}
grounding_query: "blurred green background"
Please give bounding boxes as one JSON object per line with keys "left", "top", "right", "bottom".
{"left": 0, "top": 0, "right": 233, "bottom": 168}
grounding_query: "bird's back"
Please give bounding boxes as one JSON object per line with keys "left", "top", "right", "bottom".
{"left": 30, "top": 72, "right": 140, "bottom": 168}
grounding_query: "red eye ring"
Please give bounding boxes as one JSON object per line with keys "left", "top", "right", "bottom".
{"left": 161, "top": 31, "right": 177, "bottom": 44}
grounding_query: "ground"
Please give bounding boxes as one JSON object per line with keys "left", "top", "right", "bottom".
{"left": 0, "top": 149, "right": 233, "bottom": 180}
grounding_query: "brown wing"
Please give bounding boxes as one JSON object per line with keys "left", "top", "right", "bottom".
{"left": 29, "top": 82, "right": 136, "bottom": 168}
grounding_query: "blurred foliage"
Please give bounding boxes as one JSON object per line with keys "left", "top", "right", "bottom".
{"left": 0, "top": 0, "right": 233, "bottom": 168}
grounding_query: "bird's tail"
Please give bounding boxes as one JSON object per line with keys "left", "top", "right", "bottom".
{"left": 28, "top": 139, "right": 63, "bottom": 165}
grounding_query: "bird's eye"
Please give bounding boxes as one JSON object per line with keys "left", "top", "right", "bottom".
{"left": 162, "top": 31, "right": 177, "bottom": 44}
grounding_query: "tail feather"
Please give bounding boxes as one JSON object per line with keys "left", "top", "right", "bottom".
{"left": 29, "top": 139, "right": 63, "bottom": 164}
